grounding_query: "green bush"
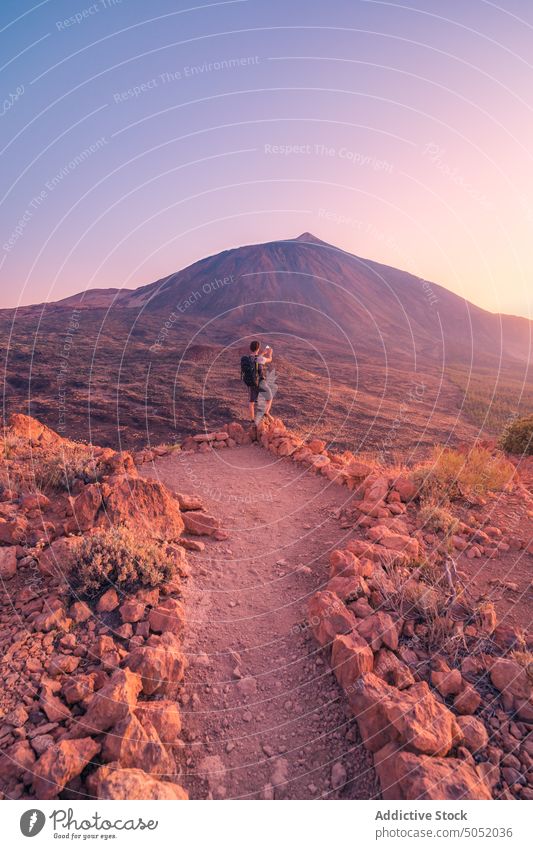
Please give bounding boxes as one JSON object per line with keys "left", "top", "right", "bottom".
{"left": 70, "top": 525, "right": 178, "bottom": 600}
{"left": 500, "top": 415, "right": 533, "bottom": 455}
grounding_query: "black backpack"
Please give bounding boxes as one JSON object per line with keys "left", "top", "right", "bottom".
{"left": 240, "top": 354, "right": 259, "bottom": 387}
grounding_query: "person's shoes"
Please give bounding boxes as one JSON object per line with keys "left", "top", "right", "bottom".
{"left": 250, "top": 423, "right": 258, "bottom": 441}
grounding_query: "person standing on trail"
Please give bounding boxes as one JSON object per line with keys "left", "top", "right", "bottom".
{"left": 240, "top": 340, "right": 274, "bottom": 424}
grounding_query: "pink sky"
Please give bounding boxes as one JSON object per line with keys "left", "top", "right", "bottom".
{"left": 1, "top": 0, "right": 532, "bottom": 319}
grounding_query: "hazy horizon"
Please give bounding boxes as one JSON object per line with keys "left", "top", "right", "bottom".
{"left": 1, "top": 0, "right": 533, "bottom": 319}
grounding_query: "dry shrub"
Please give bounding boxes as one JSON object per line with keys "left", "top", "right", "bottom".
{"left": 500, "top": 415, "right": 533, "bottom": 455}
{"left": 510, "top": 651, "right": 533, "bottom": 681}
{"left": 412, "top": 445, "right": 514, "bottom": 501}
{"left": 71, "top": 525, "right": 178, "bottom": 600}
{"left": 31, "top": 443, "right": 100, "bottom": 493}
{"left": 419, "top": 499, "right": 460, "bottom": 536}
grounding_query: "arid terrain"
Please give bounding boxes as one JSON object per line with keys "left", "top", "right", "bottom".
{"left": 2, "top": 234, "right": 532, "bottom": 454}
{"left": 0, "top": 412, "right": 531, "bottom": 801}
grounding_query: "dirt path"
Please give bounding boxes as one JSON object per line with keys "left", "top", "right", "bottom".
{"left": 141, "top": 443, "right": 380, "bottom": 800}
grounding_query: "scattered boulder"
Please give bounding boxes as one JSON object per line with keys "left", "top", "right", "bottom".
{"left": 135, "top": 700, "right": 182, "bottom": 746}
{"left": 103, "top": 477, "right": 184, "bottom": 541}
{"left": 119, "top": 599, "right": 146, "bottom": 624}
{"left": 457, "top": 716, "right": 489, "bottom": 753}
{"left": 88, "top": 765, "right": 188, "bottom": 800}
{"left": 331, "top": 632, "right": 374, "bottom": 690}
{"left": 181, "top": 511, "right": 221, "bottom": 536}
{"left": 126, "top": 633, "right": 187, "bottom": 696}
{"left": 101, "top": 714, "right": 174, "bottom": 775}
{"left": 148, "top": 598, "right": 185, "bottom": 636}
{"left": 375, "top": 744, "right": 492, "bottom": 800}
{"left": 96, "top": 588, "right": 120, "bottom": 613}
{"left": 454, "top": 684, "right": 482, "bottom": 715}
{"left": 349, "top": 673, "right": 462, "bottom": 757}
{"left": 308, "top": 590, "right": 356, "bottom": 649}
{"left": 431, "top": 667, "right": 463, "bottom": 698}
{"left": 489, "top": 658, "right": 531, "bottom": 701}
{"left": 0, "top": 546, "right": 17, "bottom": 579}
{"left": 32, "top": 737, "right": 101, "bottom": 799}
{"left": 73, "top": 668, "right": 142, "bottom": 735}
{"left": 356, "top": 612, "right": 399, "bottom": 651}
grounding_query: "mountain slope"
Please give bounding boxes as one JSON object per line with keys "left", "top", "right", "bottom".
{"left": 1, "top": 233, "right": 531, "bottom": 449}
{"left": 115, "top": 231, "right": 532, "bottom": 368}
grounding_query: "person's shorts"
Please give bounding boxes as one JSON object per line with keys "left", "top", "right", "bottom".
{"left": 249, "top": 380, "right": 272, "bottom": 403}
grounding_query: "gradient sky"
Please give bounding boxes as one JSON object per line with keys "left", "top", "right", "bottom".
{"left": 1, "top": 0, "right": 532, "bottom": 317}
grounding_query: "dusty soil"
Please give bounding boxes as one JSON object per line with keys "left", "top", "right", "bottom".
{"left": 141, "top": 444, "right": 380, "bottom": 800}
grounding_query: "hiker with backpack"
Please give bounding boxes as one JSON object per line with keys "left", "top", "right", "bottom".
{"left": 241, "top": 340, "right": 274, "bottom": 424}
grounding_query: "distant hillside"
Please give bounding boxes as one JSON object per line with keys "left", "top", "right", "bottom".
{"left": 1, "top": 233, "right": 531, "bottom": 449}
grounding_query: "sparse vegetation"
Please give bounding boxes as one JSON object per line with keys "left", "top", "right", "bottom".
{"left": 31, "top": 443, "right": 100, "bottom": 493}
{"left": 448, "top": 366, "right": 533, "bottom": 432}
{"left": 419, "top": 499, "right": 460, "bottom": 537}
{"left": 499, "top": 414, "right": 533, "bottom": 455}
{"left": 70, "top": 525, "right": 178, "bottom": 600}
{"left": 412, "top": 445, "right": 514, "bottom": 501}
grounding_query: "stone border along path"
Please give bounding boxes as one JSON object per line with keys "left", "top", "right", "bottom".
{"left": 140, "top": 426, "right": 381, "bottom": 799}
{"left": 139, "top": 417, "right": 520, "bottom": 800}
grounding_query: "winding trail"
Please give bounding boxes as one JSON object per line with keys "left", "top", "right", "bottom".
{"left": 142, "top": 443, "right": 380, "bottom": 800}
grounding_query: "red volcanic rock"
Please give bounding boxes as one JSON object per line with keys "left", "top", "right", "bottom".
{"left": 366, "top": 525, "right": 420, "bottom": 559}
{"left": 0, "top": 546, "right": 17, "bottom": 579}
{"left": 331, "top": 632, "right": 374, "bottom": 690}
{"left": 454, "top": 683, "right": 482, "bottom": 715}
{"left": 38, "top": 536, "right": 79, "bottom": 578}
{"left": 103, "top": 477, "right": 184, "bottom": 541}
{"left": 119, "top": 599, "right": 146, "bottom": 624}
{"left": 181, "top": 510, "right": 220, "bottom": 536}
{"left": 62, "top": 674, "right": 96, "bottom": 705}
{"left": 356, "top": 612, "right": 399, "bottom": 651}
{"left": 349, "top": 673, "right": 462, "bottom": 756}
{"left": 96, "top": 588, "right": 120, "bottom": 612}
{"left": 67, "top": 484, "right": 103, "bottom": 532}
{"left": 393, "top": 476, "right": 418, "bottom": 502}
{"left": 489, "top": 658, "right": 531, "bottom": 700}
{"left": 431, "top": 667, "right": 463, "bottom": 698}
{"left": 345, "top": 460, "right": 373, "bottom": 480}
{"left": 308, "top": 590, "right": 356, "bottom": 649}
{"left": 89, "top": 766, "right": 188, "bottom": 799}
{"left": 101, "top": 714, "right": 174, "bottom": 776}
{"left": 175, "top": 492, "right": 203, "bottom": 511}
{"left": 32, "top": 737, "right": 100, "bottom": 799}
{"left": 74, "top": 668, "right": 142, "bottom": 735}
{"left": 47, "top": 653, "right": 80, "bottom": 676}
{"left": 0, "top": 740, "right": 36, "bottom": 781}
{"left": 373, "top": 649, "right": 415, "bottom": 690}
{"left": 148, "top": 598, "right": 185, "bottom": 636}
{"left": 326, "top": 575, "right": 369, "bottom": 602}
{"left": 0, "top": 516, "right": 28, "bottom": 545}
{"left": 33, "top": 605, "right": 72, "bottom": 633}
{"left": 39, "top": 686, "right": 72, "bottom": 722}
{"left": 135, "top": 700, "right": 182, "bottom": 746}
{"left": 69, "top": 601, "right": 92, "bottom": 623}
{"left": 8, "top": 413, "right": 59, "bottom": 445}
{"left": 329, "top": 549, "right": 368, "bottom": 579}
{"left": 125, "top": 633, "right": 187, "bottom": 696}
{"left": 374, "top": 744, "right": 492, "bottom": 800}
{"left": 308, "top": 438, "right": 326, "bottom": 453}
{"left": 227, "top": 421, "right": 246, "bottom": 444}
{"left": 457, "top": 716, "right": 489, "bottom": 753}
